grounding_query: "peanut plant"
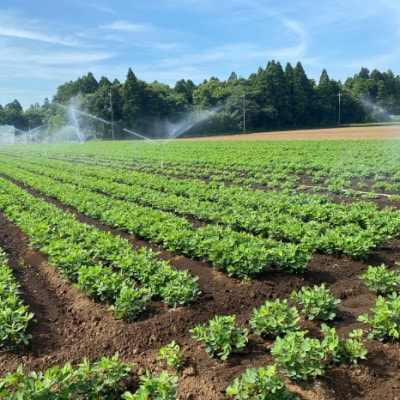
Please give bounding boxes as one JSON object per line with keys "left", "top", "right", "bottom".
{"left": 359, "top": 263, "right": 400, "bottom": 295}
{"left": 249, "top": 298, "right": 300, "bottom": 338}
{"left": 226, "top": 364, "right": 299, "bottom": 399}
{"left": 291, "top": 283, "right": 341, "bottom": 321}
{"left": 0, "top": 250, "right": 34, "bottom": 350}
{"left": 190, "top": 315, "right": 248, "bottom": 360}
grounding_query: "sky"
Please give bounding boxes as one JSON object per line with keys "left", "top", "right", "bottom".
{"left": 1, "top": 0, "right": 400, "bottom": 109}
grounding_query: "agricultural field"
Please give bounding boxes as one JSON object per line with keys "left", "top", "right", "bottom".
{"left": 1, "top": 125, "right": 400, "bottom": 399}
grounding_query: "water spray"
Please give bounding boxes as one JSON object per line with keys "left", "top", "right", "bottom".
{"left": 123, "top": 128, "right": 157, "bottom": 143}
{"left": 123, "top": 105, "right": 222, "bottom": 168}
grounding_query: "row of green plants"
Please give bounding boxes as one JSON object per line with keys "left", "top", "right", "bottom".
{"left": 0, "top": 164, "right": 310, "bottom": 279}
{"left": 0, "top": 178, "right": 200, "bottom": 319}
{"left": 0, "top": 351, "right": 181, "bottom": 400}
{"left": 0, "top": 343, "right": 188, "bottom": 400}
{"left": 0, "top": 249, "right": 34, "bottom": 350}
{"left": 4, "top": 139, "right": 400, "bottom": 200}
{"left": 2, "top": 153, "right": 400, "bottom": 262}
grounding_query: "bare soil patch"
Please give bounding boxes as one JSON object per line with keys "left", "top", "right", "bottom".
{"left": 1, "top": 127, "right": 400, "bottom": 399}
{"left": 184, "top": 124, "right": 400, "bottom": 141}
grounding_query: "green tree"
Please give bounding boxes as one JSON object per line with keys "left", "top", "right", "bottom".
{"left": 121, "top": 68, "right": 145, "bottom": 130}
{"left": 76, "top": 72, "right": 99, "bottom": 94}
{"left": 314, "top": 69, "right": 340, "bottom": 126}
{"left": 3, "top": 100, "right": 27, "bottom": 130}
{"left": 292, "top": 61, "right": 314, "bottom": 126}
{"left": 174, "top": 79, "right": 196, "bottom": 105}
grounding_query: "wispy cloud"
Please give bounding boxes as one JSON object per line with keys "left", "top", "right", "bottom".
{"left": 101, "top": 20, "right": 151, "bottom": 32}
{"left": 0, "top": 25, "right": 78, "bottom": 47}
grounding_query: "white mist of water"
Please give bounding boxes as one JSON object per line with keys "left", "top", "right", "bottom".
{"left": 14, "top": 124, "right": 48, "bottom": 143}
{"left": 359, "top": 95, "right": 395, "bottom": 121}
{"left": 55, "top": 99, "right": 113, "bottom": 143}
{"left": 123, "top": 128, "right": 157, "bottom": 143}
{"left": 68, "top": 103, "right": 85, "bottom": 143}
{"left": 163, "top": 105, "right": 223, "bottom": 142}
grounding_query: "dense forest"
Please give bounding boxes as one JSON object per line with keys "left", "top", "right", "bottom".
{"left": 1, "top": 60, "right": 400, "bottom": 140}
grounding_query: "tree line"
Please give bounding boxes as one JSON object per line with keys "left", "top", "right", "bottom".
{"left": 1, "top": 61, "right": 400, "bottom": 140}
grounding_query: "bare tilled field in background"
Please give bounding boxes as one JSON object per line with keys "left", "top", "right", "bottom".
{"left": 184, "top": 124, "right": 400, "bottom": 141}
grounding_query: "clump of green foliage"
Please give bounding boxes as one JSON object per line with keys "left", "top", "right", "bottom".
{"left": 0, "top": 250, "right": 34, "bottom": 350}
{"left": 156, "top": 340, "right": 184, "bottom": 371}
{"left": 359, "top": 263, "right": 400, "bottom": 295}
{"left": 291, "top": 283, "right": 341, "bottom": 321}
{"left": 249, "top": 298, "right": 300, "bottom": 338}
{"left": 190, "top": 315, "right": 248, "bottom": 360}
{"left": 271, "top": 325, "right": 367, "bottom": 383}
{"left": 226, "top": 364, "right": 300, "bottom": 399}
{"left": 122, "top": 370, "right": 178, "bottom": 400}
{"left": 358, "top": 292, "right": 400, "bottom": 340}
{"left": 0, "top": 353, "right": 132, "bottom": 399}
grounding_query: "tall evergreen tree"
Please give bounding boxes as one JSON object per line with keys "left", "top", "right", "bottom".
{"left": 121, "top": 68, "right": 145, "bottom": 130}
{"left": 292, "top": 61, "right": 314, "bottom": 126}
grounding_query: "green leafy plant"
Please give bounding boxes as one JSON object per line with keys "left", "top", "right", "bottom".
{"left": 189, "top": 315, "right": 248, "bottom": 360}
{"left": 156, "top": 340, "right": 184, "bottom": 371}
{"left": 338, "top": 329, "right": 368, "bottom": 364}
{"left": 159, "top": 271, "right": 201, "bottom": 308}
{"left": 0, "top": 353, "right": 132, "bottom": 399}
{"left": 291, "top": 283, "right": 341, "bottom": 321}
{"left": 0, "top": 250, "right": 34, "bottom": 350}
{"left": 271, "top": 330, "right": 328, "bottom": 382}
{"left": 271, "top": 324, "right": 366, "bottom": 383}
{"left": 360, "top": 264, "right": 400, "bottom": 295}
{"left": 358, "top": 292, "right": 400, "bottom": 340}
{"left": 121, "top": 370, "right": 178, "bottom": 400}
{"left": 249, "top": 298, "right": 300, "bottom": 338}
{"left": 110, "top": 283, "right": 150, "bottom": 321}
{"left": 226, "top": 364, "right": 299, "bottom": 399}
{"left": 320, "top": 323, "right": 367, "bottom": 364}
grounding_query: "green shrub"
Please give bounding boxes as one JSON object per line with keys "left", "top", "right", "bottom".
{"left": 157, "top": 341, "right": 184, "bottom": 371}
{"left": 190, "top": 315, "right": 248, "bottom": 360}
{"left": 271, "top": 330, "right": 328, "bottom": 382}
{"left": 226, "top": 364, "right": 299, "bottom": 399}
{"left": 122, "top": 370, "right": 178, "bottom": 400}
{"left": 321, "top": 324, "right": 367, "bottom": 365}
{"left": 359, "top": 264, "right": 400, "bottom": 295}
{"left": 0, "top": 251, "right": 34, "bottom": 350}
{"left": 271, "top": 325, "right": 368, "bottom": 383}
{"left": 0, "top": 353, "right": 132, "bottom": 399}
{"left": 110, "top": 283, "right": 150, "bottom": 321}
{"left": 358, "top": 292, "right": 400, "bottom": 340}
{"left": 291, "top": 283, "right": 341, "bottom": 321}
{"left": 249, "top": 298, "right": 300, "bottom": 338}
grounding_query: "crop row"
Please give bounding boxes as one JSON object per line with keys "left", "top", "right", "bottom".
{"left": 2, "top": 155, "right": 400, "bottom": 260}
{"left": 0, "top": 248, "right": 34, "bottom": 350}
{"left": 0, "top": 178, "right": 200, "bottom": 319}
{"left": 3, "top": 139, "right": 400, "bottom": 192}
{"left": 0, "top": 163, "right": 310, "bottom": 279}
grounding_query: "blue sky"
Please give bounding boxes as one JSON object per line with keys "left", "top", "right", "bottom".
{"left": 1, "top": 0, "right": 400, "bottom": 109}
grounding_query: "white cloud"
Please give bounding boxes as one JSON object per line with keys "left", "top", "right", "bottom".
{"left": 101, "top": 20, "right": 151, "bottom": 32}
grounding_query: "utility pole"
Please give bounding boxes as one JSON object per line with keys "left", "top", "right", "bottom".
{"left": 109, "top": 90, "right": 115, "bottom": 140}
{"left": 337, "top": 91, "right": 342, "bottom": 126}
{"left": 241, "top": 93, "right": 246, "bottom": 134}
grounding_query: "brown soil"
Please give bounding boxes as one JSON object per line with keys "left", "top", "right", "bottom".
{"left": 183, "top": 124, "right": 400, "bottom": 141}
{"left": 1, "top": 126, "right": 400, "bottom": 399}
